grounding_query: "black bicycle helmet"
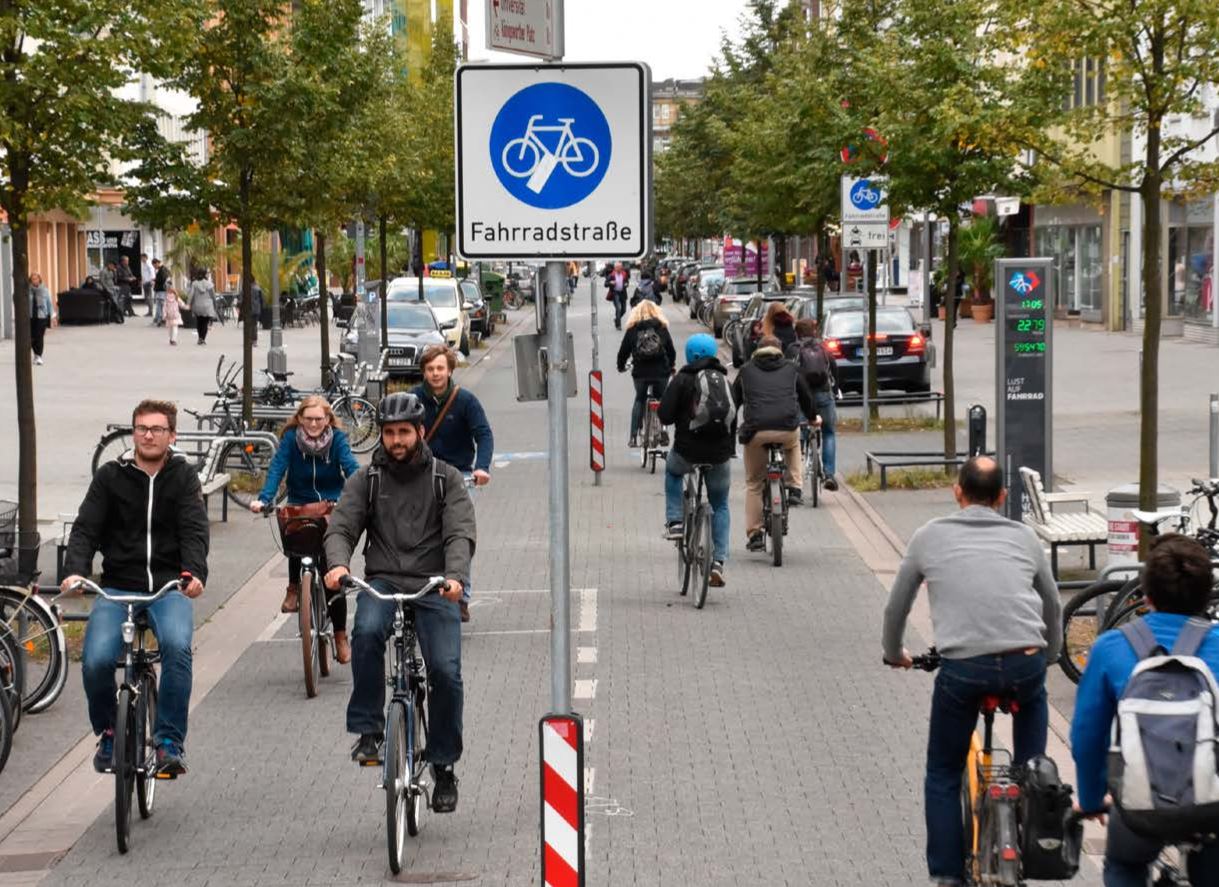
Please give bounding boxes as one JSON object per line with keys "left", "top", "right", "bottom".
{"left": 377, "top": 392, "right": 425, "bottom": 426}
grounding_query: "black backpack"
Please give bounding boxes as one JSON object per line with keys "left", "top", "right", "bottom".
{"left": 794, "top": 338, "right": 832, "bottom": 390}
{"left": 632, "top": 326, "right": 664, "bottom": 362}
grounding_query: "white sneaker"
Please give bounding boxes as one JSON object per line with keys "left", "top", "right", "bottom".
{"left": 33, "top": 355, "right": 43, "bottom": 365}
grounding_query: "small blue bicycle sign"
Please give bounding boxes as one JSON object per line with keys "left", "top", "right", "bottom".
{"left": 849, "top": 179, "right": 883, "bottom": 211}
{"left": 489, "top": 82, "right": 612, "bottom": 210}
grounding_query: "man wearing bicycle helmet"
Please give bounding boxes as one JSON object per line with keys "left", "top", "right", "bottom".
{"left": 657, "top": 333, "right": 735, "bottom": 586}
{"left": 323, "top": 392, "right": 476, "bottom": 814}
{"left": 883, "top": 457, "right": 1060, "bottom": 887}
{"left": 62, "top": 399, "right": 209, "bottom": 777}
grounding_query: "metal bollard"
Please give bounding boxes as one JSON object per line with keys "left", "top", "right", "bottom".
{"left": 968, "top": 404, "right": 987, "bottom": 456}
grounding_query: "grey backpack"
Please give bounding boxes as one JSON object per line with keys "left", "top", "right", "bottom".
{"left": 1108, "top": 617, "right": 1219, "bottom": 841}
{"left": 688, "top": 368, "right": 732, "bottom": 435}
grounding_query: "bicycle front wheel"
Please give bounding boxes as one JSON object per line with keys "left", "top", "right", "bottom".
{"left": 503, "top": 289, "right": 523, "bottom": 310}
{"left": 114, "top": 687, "right": 136, "bottom": 853}
{"left": 136, "top": 673, "right": 157, "bottom": 819}
{"left": 299, "top": 571, "right": 320, "bottom": 698}
{"left": 384, "top": 699, "right": 409, "bottom": 874}
{"left": 92, "top": 428, "right": 133, "bottom": 475}
{"left": 334, "top": 396, "right": 378, "bottom": 454}
{"left": 693, "top": 504, "right": 713, "bottom": 610}
{"left": 1060, "top": 579, "right": 1127, "bottom": 683}
{"left": 0, "top": 587, "right": 67, "bottom": 713}
{"left": 406, "top": 695, "right": 428, "bottom": 837}
{"left": 313, "top": 572, "right": 332, "bottom": 679}
{"left": 0, "top": 681, "right": 11, "bottom": 774}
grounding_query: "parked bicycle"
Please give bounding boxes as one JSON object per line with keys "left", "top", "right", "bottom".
{"left": 69, "top": 575, "right": 191, "bottom": 854}
{"left": 0, "top": 519, "right": 64, "bottom": 715}
{"left": 248, "top": 364, "right": 378, "bottom": 454}
{"left": 0, "top": 623, "right": 23, "bottom": 772}
{"left": 676, "top": 464, "right": 715, "bottom": 609}
{"left": 800, "top": 420, "right": 824, "bottom": 509}
{"left": 760, "top": 443, "right": 789, "bottom": 566}
{"left": 340, "top": 573, "right": 445, "bottom": 875}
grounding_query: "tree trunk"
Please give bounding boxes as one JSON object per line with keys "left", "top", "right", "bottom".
{"left": 815, "top": 225, "right": 825, "bottom": 323}
{"left": 942, "top": 216, "right": 960, "bottom": 468}
{"left": 775, "top": 236, "right": 788, "bottom": 291}
{"left": 754, "top": 238, "right": 762, "bottom": 292}
{"left": 317, "top": 231, "right": 331, "bottom": 387}
{"left": 240, "top": 203, "right": 254, "bottom": 425}
{"left": 379, "top": 215, "right": 388, "bottom": 351}
{"left": 1138, "top": 146, "right": 1164, "bottom": 556}
{"left": 867, "top": 248, "right": 879, "bottom": 421}
{"left": 10, "top": 216, "right": 37, "bottom": 534}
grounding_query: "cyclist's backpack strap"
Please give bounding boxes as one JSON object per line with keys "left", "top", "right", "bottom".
{"left": 1170, "top": 617, "right": 1212, "bottom": 657}
{"left": 362, "top": 465, "right": 381, "bottom": 555}
{"left": 433, "top": 460, "right": 446, "bottom": 505}
{"left": 1119, "top": 618, "right": 1162, "bottom": 660}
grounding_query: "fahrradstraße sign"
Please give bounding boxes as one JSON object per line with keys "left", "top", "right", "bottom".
{"left": 454, "top": 62, "right": 651, "bottom": 260}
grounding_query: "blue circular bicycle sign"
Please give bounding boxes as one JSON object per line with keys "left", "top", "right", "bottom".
{"left": 849, "top": 179, "right": 883, "bottom": 211}
{"left": 489, "top": 82, "right": 612, "bottom": 210}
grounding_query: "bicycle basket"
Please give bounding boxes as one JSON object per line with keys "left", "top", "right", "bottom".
{"left": 0, "top": 500, "right": 16, "bottom": 537}
{"left": 274, "top": 503, "right": 333, "bottom": 559}
{"left": 0, "top": 530, "right": 41, "bottom": 586}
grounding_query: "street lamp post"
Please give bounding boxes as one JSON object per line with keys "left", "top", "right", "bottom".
{"left": 267, "top": 231, "right": 287, "bottom": 376}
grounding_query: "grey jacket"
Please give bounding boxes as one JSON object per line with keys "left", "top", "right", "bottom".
{"left": 29, "top": 284, "right": 53, "bottom": 319}
{"left": 188, "top": 280, "right": 217, "bottom": 319}
{"left": 324, "top": 442, "right": 476, "bottom": 590}
{"left": 882, "top": 505, "right": 1061, "bottom": 662}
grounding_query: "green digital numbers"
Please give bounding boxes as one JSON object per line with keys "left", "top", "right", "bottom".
{"left": 1012, "top": 342, "right": 1046, "bottom": 354}
{"left": 1014, "top": 318, "right": 1046, "bottom": 333}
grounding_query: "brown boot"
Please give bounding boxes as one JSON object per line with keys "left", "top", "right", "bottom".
{"left": 459, "top": 601, "right": 471, "bottom": 623}
{"left": 280, "top": 583, "right": 300, "bottom": 613}
{"left": 333, "top": 630, "right": 351, "bottom": 664}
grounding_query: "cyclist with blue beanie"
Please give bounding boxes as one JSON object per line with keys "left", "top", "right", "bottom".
{"left": 658, "top": 333, "right": 736, "bottom": 587}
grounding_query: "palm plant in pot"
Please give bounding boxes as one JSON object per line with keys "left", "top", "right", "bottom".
{"left": 958, "top": 215, "right": 1005, "bottom": 322}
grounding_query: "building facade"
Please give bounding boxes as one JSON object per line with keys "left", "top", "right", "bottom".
{"left": 651, "top": 78, "right": 704, "bottom": 154}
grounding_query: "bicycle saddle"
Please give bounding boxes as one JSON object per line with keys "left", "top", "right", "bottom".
{"left": 981, "top": 695, "right": 1019, "bottom": 715}
{"left": 1131, "top": 508, "right": 1185, "bottom": 527}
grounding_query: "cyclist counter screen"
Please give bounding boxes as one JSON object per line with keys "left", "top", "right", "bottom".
{"left": 995, "top": 260, "right": 1053, "bottom": 521}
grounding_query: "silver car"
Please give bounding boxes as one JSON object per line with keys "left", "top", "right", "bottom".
{"left": 710, "top": 278, "right": 769, "bottom": 337}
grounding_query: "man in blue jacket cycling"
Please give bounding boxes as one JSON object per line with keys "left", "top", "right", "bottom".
{"left": 413, "top": 344, "right": 494, "bottom": 623}
{"left": 1071, "top": 533, "right": 1219, "bottom": 886}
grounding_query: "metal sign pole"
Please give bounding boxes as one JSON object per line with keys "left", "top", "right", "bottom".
{"left": 546, "top": 261, "right": 572, "bottom": 714}
{"left": 268, "top": 231, "right": 287, "bottom": 375}
{"left": 863, "top": 252, "right": 870, "bottom": 434}
{"left": 589, "top": 262, "right": 602, "bottom": 486}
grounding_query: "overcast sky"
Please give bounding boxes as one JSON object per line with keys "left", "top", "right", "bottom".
{"left": 460, "top": 0, "right": 750, "bottom": 80}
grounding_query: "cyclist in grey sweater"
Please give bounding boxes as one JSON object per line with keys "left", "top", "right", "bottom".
{"left": 882, "top": 456, "right": 1061, "bottom": 887}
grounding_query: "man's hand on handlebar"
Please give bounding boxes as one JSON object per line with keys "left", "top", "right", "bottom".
{"left": 471, "top": 470, "right": 491, "bottom": 487}
{"left": 440, "top": 579, "right": 463, "bottom": 602}
{"left": 324, "top": 565, "right": 350, "bottom": 591}
{"left": 884, "top": 648, "right": 915, "bottom": 669}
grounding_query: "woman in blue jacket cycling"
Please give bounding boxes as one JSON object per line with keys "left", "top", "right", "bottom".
{"left": 250, "top": 396, "right": 360, "bottom": 662}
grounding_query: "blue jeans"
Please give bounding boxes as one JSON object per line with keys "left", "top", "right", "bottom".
{"left": 347, "top": 579, "right": 463, "bottom": 766}
{"left": 812, "top": 390, "right": 837, "bottom": 476}
{"left": 630, "top": 376, "right": 668, "bottom": 438}
{"left": 665, "top": 452, "right": 730, "bottom": 563}
{"left": 925, "top": 651, "right": 1049, "bottom": 883}
{"left": 153, "top": 291, "right": 166, "bottom": 324}
{"left": 81, "top": 590, "right": 194, "bottom": 746}
{"left": 1102, "top": 807, "right": 1219, "bottom": 886}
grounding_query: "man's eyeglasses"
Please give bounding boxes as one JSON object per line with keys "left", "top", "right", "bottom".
{"left": 134, "top": 425, "right": 171, "bottom": 437}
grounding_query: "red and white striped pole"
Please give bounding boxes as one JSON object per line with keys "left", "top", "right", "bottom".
{"left": 588, "top": 370, "right": 605, "bottom": 479}
{"left": 540, "top": 713, "right": 585, "bottom": 887}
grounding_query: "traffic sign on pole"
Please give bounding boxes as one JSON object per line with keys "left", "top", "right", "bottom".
{"left": 840, "top": 175, "right": 890, "bottom": 225}
{"left": 843, "top": 224, "right": 888, "bottom": 249}
{"left": 487, "top": 0, "right": 563, "bottom": 60}
{"left": 454, "top": 62, "right": 652, "bottom": 260}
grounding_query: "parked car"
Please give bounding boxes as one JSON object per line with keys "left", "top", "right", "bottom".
{"left": 710, "top": 278, "right": 769, "bottom": 337}
{"left": 821, "top": 306, "right": 931, "bottom": 393}
{"left": 386, "top": 276, "right": 471, "bottom": 355}
{"left": 687, "top": 265, "right": 725, "bottom": 319}
{"left": 674, "top": 260, "right": 702, "bottom": 303}
{"left": 459, "top": 277, "right": 495, "bottom": 339}
{"left": 726, "top": 292, "right": 799, "bottom": 367}
{"left": 341, "top": 301, "right": 446, "bottom": 378}
{"left": 792, "top": 292, "right": 869, "bottom": 322}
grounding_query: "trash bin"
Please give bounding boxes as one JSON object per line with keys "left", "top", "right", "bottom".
{"left": 1106, "top": 483, "right": 1180, "bottom": 565}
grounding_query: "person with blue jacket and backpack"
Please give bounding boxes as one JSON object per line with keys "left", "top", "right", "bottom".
{"left": 250, "top": 396, "right": 360, "bottom": 661}
{"left": 1071, "top": 533, "right": 1219, "bottom": 886}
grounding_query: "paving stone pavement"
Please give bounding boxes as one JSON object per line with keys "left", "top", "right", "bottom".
{"left": 18, "top": 295, "right": 1101, "bottom": 885}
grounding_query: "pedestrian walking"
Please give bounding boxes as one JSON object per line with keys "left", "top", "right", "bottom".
{"left": 164, "top": 286, "right": 185, "bottom": 345}
{"left": 116, "top": 256, "right": 138, "bottom": 316}
{"left": 29, "top": 272, "right": 53, "bottom": 365}
{"left": 140, "top": 253, "right": 154, "bottom": 317}
{"left": 188, "top": 270, "right": 217, "bottom": 345}
{"left": 606, "top": 261, "right": 630, "bottom": 329}
{"left": 152, "top": 259, "right": 170, "bottom": 327}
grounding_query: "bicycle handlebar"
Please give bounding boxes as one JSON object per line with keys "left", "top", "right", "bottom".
{"left": 883, "top": 647, "right": 942, "bottom": 671}
{"left": 69, "top": 574, "right": 192, "bottom": 604}
{"left": 339, "top": 573, "right": 446, "bottom": 602}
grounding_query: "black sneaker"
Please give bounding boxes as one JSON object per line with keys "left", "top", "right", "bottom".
{"left": 93, "top": 729, "right": 115, "bottom": 773}
{"left": 787, "top": 486, "right": 803, "bottom": 506}
{"left": 823, "top": 476, "right": 839, "bottom": 491}
{"left": 351, "top": 732, "right": 384, "bottom": 765}
{"left": 665, "top": 521, "right": 684, "bottom": 540}
{"left": 628, "top": 435, "right": 639, "bottom": 448}
{"left": 747, "top": 531, "right": 765, "bottom": 552}
{"left": 432, "top": 764, "right": 459, "bottom": 813}
{"left": 709, "top": 562, "right": 725, "bottom": 587}
{"left": 155, "top": 739, "right": 187, "bottom": 776}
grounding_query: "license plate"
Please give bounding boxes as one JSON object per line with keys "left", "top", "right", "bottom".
{"left": 876, "top": 346, "right": 894, "bottom": 356}
{"left": 388, "top": 358, "right": 412, "bottom": 367}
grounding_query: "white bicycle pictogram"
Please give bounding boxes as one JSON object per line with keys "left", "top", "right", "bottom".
{"left": 501, "top": 115, "right": 601, "bottom": 194}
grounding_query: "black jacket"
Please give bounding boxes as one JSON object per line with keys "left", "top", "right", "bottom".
{"left": 731, "top": 346, "right": 815, "bottom": 441}
{"left": 153, "top": 266, "right": 170, "bottom": 292}
{"left": 658, "top": 357, "right": 736, "bottom": 464}
{"left": 617, "top": 318, "right": 676, "bottom": 379}
{"left": 324, "top": 441, "right": 477, "bottom": 590}
{"left": 65, "top": 451, "right": 210, "bottom": 592}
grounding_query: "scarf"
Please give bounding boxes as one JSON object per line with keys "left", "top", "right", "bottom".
{"left": 296, "top": 425, "right": 334, "bottom": 461}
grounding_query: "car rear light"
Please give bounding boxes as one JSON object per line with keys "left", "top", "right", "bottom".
{"left": 1005, "top": 784, "right": 1021, "bottom": 800}
{"left": 825, "top": 338, "right": 843, "bottom": 358}
{"left": 907, "top": 334, "right": 925, "bottom": 354}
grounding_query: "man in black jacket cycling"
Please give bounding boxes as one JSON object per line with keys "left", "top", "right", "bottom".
{"left": 732, "top": 335, "right": 815, "bottom": 549}
{"left": 62, "top": 399, "right": 209, "bottom": 776}
{"left": 658, "top": 333, "right": 735, "bottom": 586}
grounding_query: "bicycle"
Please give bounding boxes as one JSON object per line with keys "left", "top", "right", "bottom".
{"left": 638, "top": 397, "right": 667, "bottom": 474}
{"left": 895, "top": 649, "right": 1025, "bottom": 886}
{"left": 0, "top": 623, "right": 23, "bottom": 771}
{"left": 676, "top": 464, "right": 715, "bottom": 609}
{"left": 502, "top": 285, "right": 525, "bottom": 311}
{"left": 760, "top": 443, "right": 789, "bottom": 567}
{"left": 265, "top": 504, "right": 336, "bottom": 698}
{"left": 69, "top": 575, "right": 191, "bottom": 854}
{"left": 501, "top": 115, "right": 599, "bottom": 190}
{"left": 250, "top": 366, "right": 378, "bottom": 454}
{"left": 800, "top": 420, "right": 824, "bottom": 509}
{"left": 339, "top": 573, "right": 445, "bottom": 875}
{"left": 0, "top": 524, "right": 65, "bottom": 714}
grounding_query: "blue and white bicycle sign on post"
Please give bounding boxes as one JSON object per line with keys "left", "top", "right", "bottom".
{"left": 849, "top": 180, "right": 883, "bottom": 212}
{"left": 501, "top": 115, "right": 600, "bottom": 193}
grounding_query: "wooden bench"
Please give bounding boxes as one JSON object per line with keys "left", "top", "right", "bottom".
{"left": 1019, "top": 466, "right": 1106, "bottom": 576}
{"left": 864, "top": 449, "right": 992, "bottom": 490}
{"left": 837, "top": 390, "right": 945, "bottom": 421}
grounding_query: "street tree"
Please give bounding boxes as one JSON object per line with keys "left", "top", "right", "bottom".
{"left": 996, "top": 0, "right": 1219, "bottom": 525}
{"left": 0, "top": 0, "right": 200, "bottom": 533}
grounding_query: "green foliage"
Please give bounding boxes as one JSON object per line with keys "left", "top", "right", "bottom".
{"left": 957, "top": 216, "right": 1005, "bottom": 302}
{"left": 165, "top": 229, "right": 221, "bottom": 280}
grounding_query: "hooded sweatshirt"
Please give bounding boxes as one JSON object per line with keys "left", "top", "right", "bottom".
{"left": 730, "top": 346, "right": 815, "bottom": 441}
